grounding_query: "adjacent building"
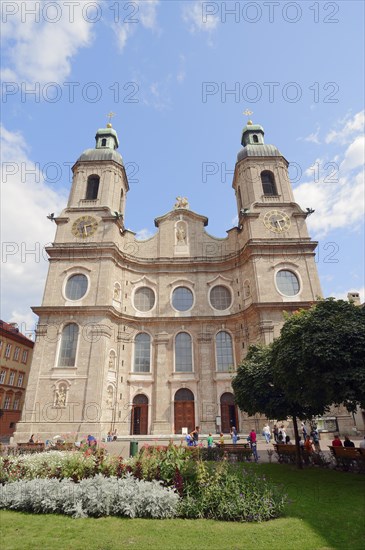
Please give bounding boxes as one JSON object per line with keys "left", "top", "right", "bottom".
{"left": 16, "top": 118, "right": 353, "bottom": 442}
{"left": 0, "top": 321, "right": 34, "bottom": 439}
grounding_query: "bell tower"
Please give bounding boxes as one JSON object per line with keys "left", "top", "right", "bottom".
{"left": 66, "top": 122, "right": 129, "bottom": 219}
{"left": 232, "top": 119, "right": 295, "bottom": 218}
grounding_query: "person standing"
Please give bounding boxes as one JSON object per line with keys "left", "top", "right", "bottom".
{"left": 273, "top": 424, "right": 279, "bottom": 443}
{"left": 190, "top": 426, "right": 199, "bottom": 446}
{"left": 278, "top": 425, "right": 286, "bottom": 443}
{"left": 262, "top": 424, "right": 271, "bottom": 444}
{"left": 207, "top": 433, "right": 214, "bottom": 448}
{"left": 310, "top": 426, "right": 320, "bottom": 452}
{"left": 230, "top": 426, "right": 238, "bottom": 444}
{"left": 249, "top": 428, "right": 259, "bottom": 462}
{"left": 301, "top": 422, "right": 307, "bottom": 440}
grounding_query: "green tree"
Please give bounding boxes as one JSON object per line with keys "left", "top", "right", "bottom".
{"left": 232, "top": 299, "right": 365, "bottom": 468}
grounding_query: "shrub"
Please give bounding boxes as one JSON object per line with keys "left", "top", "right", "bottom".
{"left": 178, "top": 460, "right": 287, "bottom": 522}
{"left": 0, "top": 473, "right": 179, "bottom": 519}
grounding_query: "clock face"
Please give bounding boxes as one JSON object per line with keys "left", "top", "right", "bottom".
{"left": 72, "top": 216, "right": 98, "bottom": 238}
{"left": 263, "top": 210, "right": 291, "bottom": 233}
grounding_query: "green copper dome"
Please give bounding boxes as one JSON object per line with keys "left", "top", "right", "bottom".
{"left": 237, "top": 121, "right": 283, "bottom": 162}
{"left": 76, "top": 125, "right": 124, "bottom": 166}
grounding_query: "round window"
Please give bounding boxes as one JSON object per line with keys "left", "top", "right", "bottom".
{"left": 172, "top": 287, "right": 193, "bottom": 311}
{"left": 276, "top": 270, "right": 300, "bottom": 296}
{"left": 65, "top": 274, "right": 88, "bottom": 300}
{"left": 134, "top": 287, "right": 155, "bottom": 312}
{"left": 210, "top": 285, "right": 232, "bottom": 310}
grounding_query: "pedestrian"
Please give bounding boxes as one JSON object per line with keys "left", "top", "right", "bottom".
{"left": 87, "top": 434, "right": 97, "bottom": 447}
{"left": 219, "top": 432, "right": 225, "bottom": 446}
{"left": 207, "top": 433, "right": 214, "bottom": 448}
{"left": 273, "top": 424, "right": 279, "bottom": 443}
{"left": 310, "top": 425, "right": 320, "bottom": 452}
{"left": 278, "top": 425, "right": 286, "bottom": 443}
{"left": 230, "top": 426, "right": 238, "bottom": 444}
{"left": 304, "top": 435, "right": 314, "bottom": 453}
{"left": 249, "top": 428, "right": 259, "bottom": 462}
{"left": 190, "top": 426, "right": 199, "bottom": 446}
{"left": 262, "top": 423, "right": 271, "bottom": 444}
{"left": 301, "top": 422, "right": 307, "bottom": 440}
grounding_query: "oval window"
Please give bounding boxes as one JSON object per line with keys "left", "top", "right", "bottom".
{"left": 210, "top": 285, "right": 232, "bottom": 310}
{"left": 134, "top": 287, "right": 155, "bottom": 312}
{"left": 65, "top": 274, "right": 88, "bottom": 300}
{"left": 276, "top": 270, "right": 300, "bottom": 296}
{"left": 172, "top": 287, "right": 193, "bottom": 311}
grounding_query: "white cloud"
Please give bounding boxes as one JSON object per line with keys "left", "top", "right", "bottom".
{"left": 113, "top": 0, "right": 160, "bottom": 51}
{"left": 325, "top": 111, "right": 365, "bottom": 144}
{"left": 1, "top": 0, "right": 94, "bottom": 84}
{"left": 182, "top": 0, "right": 219, "bottom": 33}
{"left": 135, "top": 228, "right": 154, "bottom": 240}
{"left": 294, "top": 111, "right": 365, "bottom": 237}
{"left": 303, "top": 125, "right": 321, "bottom": 144}
{"left": 1, "top": 125, "right": 67, "bottom": 328}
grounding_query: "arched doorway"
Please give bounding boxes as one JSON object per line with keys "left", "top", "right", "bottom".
{"left": 174, "top": 388, "right": 195, "bottom": 434}
{"left": 220, "top": 392, "right": 239, "bottom": 433}
{"left": 131, "top": 394, "right": 148, "bottom": 435}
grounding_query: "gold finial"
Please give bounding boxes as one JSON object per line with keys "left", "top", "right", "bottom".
{"left": 243, "top": 109, "right": 253, "bottom": 124}
{"left": 106, "top": 111, "right": 116, "bottom": 128}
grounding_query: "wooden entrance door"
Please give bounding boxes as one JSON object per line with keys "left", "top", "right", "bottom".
{"left": 174, "top": 388, "right": 195, "bottom": 434}
{"left": 220, "top": 392, "right": 239, "bottom": 433}
{"left": 131, "top": 394, "right": 148, "bottom": 435}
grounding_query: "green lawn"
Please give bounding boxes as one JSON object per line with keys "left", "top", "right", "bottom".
{"left": 0, "top": 464, "right": 364, "bottom": 550}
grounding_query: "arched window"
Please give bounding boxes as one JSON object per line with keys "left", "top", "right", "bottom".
{"left": 175, "top": 332, "right": 192, "bottom": 372}
{"left": 101, "top": 138, "right": 107, "bottom": 146}
{"left": 58, "top": 323, "right": 79, "bottom": 367}
{"left": 253, "top": 134, "right": 259, "bottom": 143}
{"left": 261, "top": 171, "right": 277, "bottom": 196}
{"left": 216, "top": 331, "right": 234, "bottom": 372}
{"left": 86, "top": 175, "right": 100, "bottom": 200}
{"left": 134, "top": 333, "right": 151, "bottom": 372}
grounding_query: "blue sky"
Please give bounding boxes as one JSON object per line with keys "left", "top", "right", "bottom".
{"left": 1, "top": 0, "right": 364, "bottom": 334}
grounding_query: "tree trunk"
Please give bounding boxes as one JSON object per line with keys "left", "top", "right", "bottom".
{"left": 292, "top": 414, "right": 303, "bottom": 469}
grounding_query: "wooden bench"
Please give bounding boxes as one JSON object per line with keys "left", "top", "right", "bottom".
{"left": 274, "top": 444, "right": 312, "bottom": 465}
{"left": 215, "top": 443, "right": 253, "bottom": 462}
{"left": 328, "top": 446, "right": 365, "bottom": 473}
{"left": 17, "top": 442, "right": 45, "bottom": 454}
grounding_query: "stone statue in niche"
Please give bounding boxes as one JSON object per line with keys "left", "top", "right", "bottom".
{"left": 55, "top": 387, "right": 66, "bottom": 407}
{"left": 176, "top": 223, "right": 187, "bottom": 245}
{"left": 106, "top": 387, "right": 114, "bottom": 408}
{"left": 113, "top": 283, "right": 121, "bottom": 300}
{"left": 108, "top": 352, "right": 116, "bottom": 370}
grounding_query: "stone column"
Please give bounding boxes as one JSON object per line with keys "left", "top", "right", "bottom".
{"left": 151, "top": 332, "right": 171, "bottom": 434}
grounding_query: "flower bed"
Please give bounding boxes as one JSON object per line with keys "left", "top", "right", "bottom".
{"left": 0, "top": 445, "right": 287, "bottom": 522}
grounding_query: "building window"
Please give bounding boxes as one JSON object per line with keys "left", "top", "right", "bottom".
{"left": 85, "top": 175, "right": 100, "bottom": 200}
{"left": 17, "top": 373, "right": 24, "bottom": 387}
{"left": 13, "top": 398, "right": 20, "bottom": 410}
{"left": 65, "top": 274, "right": 88, "bottom": 300}
{"left": 58, "top": 324, "right": 79, "bottom": 367}
{"left": 210, "top": 285, "right": 232, "bottom": 310}
{"left": 172, "top": 287, "right": 193, "bottom": 312}
{"left": 175, "top": 332, "right": 193, "bottom": 372}
{"left": 0, "top": 370, "right": 6, "bottom": 384}
{"left": 9, "top": 371, "right": 15, "bottom": 386}
{"left": 4, "top": 396, "right": 11, "bottom": 409}
{"left": 13, "top": 346, "right": 20, "bottom": 361}
{"left": 276, "top": 270, "right": 300, "bottom": 296}
{"left": 134, "top": 287, "right": 155, "bottom": 312}
{"left": 253, "top": 134, "right": 259, "bottom": 143}
{"left": 134, "top": 333, "right": 151, "bottom": 373}
{"left": 5, "top": 344, "right": 12, "bottom": 358}
{"left": 261, "top": 171, "right": 277, "bottom": 196}
{"left": 101, "top": 138, "right": 107, "bottom": 146}
{"left": 21, "top": 350, "right": 28, "bottom": 364}
{"left": 216, "top": 331, "right": 234, "bottom": 372}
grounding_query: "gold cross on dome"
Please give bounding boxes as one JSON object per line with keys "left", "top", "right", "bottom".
{"left": 106, "top": 111, "right": 116, "bottom": 124}
{"left": 243, "top": 109, "right": 253, "bottom": 118}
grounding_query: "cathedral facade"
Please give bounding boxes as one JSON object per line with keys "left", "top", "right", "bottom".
{"left": 15, "top": 120, "right": 322, "bottom": 441}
